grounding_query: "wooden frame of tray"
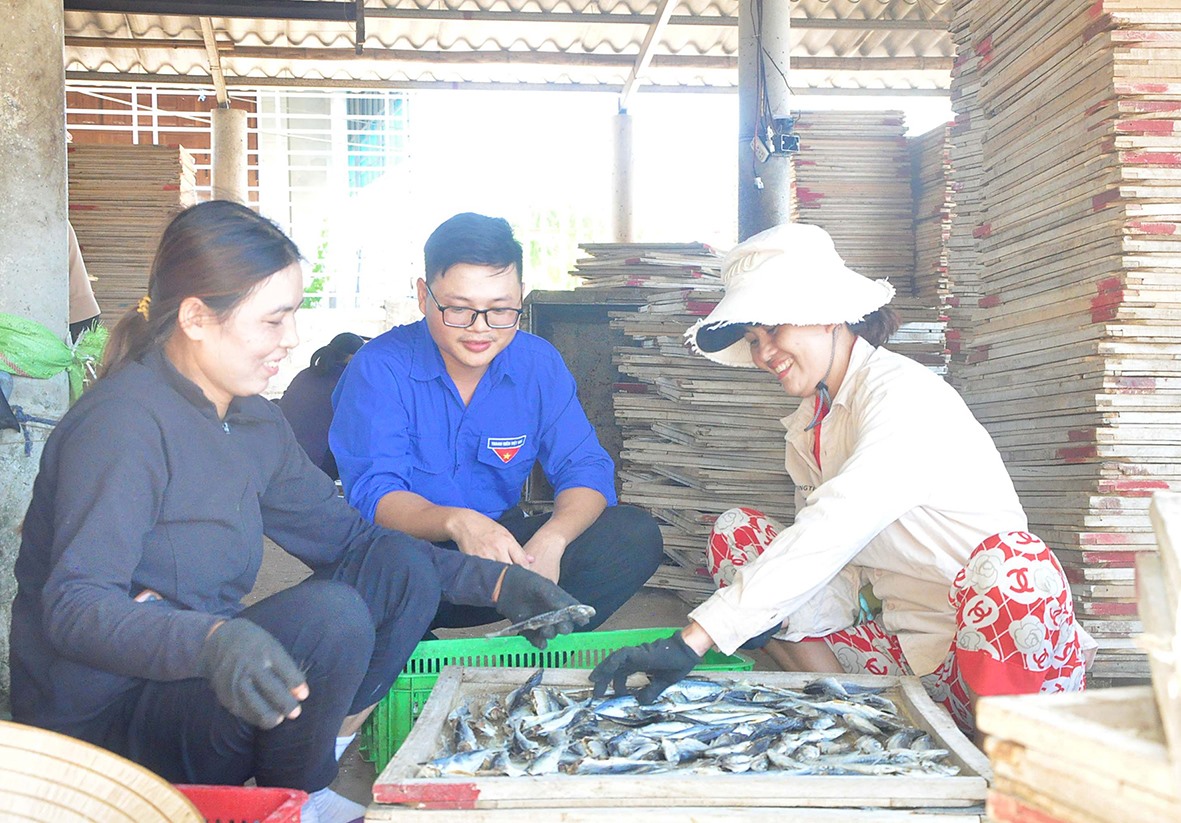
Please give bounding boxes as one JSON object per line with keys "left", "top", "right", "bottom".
{"left": 364, "top": 805, "right": 985, "bottom": 822}
{"left": 372, "top": 667, "right": 990, "bottom": 812}
{"left": 977, "top": 687, "right": 1181, "bottom": 823}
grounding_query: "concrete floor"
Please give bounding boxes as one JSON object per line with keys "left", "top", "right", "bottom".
{"left": 248, "top": 539, "right": 775, "bottom": 807}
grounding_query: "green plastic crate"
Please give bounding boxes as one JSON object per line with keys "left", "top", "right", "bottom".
{"left": 359, "top": 627, "right": 753, "bottom": 772}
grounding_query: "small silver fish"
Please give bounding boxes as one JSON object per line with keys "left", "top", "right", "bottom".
{"left": 449, "top": 704, "right": 478, "bottom": 753}
{"left": 510, "top": 726, "right": 539, "bottom": 757}
{"left": 855, "top": 735, "right": 884, "bottom": 754}
{"left": 530, "top": 686, "right": 561, "bottom": 717}
{"left": 766, "top": 750, "right": 807, "bottom": 772}
{"left": 421, "top": 673, "right": 961, "bottom": 780}
{"left": 911, "top": 732, "right": 937, "bottom": 751}
{"left": 581, "top": 736, "right": 609, "bottom": 759}
{"left": 420, "top": 748, "right": 490, "bottom": 777}
{"left": 522, "top": 706, "right": 590, "bottom": 736}
{"left": 661, "top": 679, "right": 725, "bottom": 703}
{"left": 570, "top": 758, "right": 667, "bottom": 776}
{"left": 803, "top": 677, "right": 850, "bottom": 699}
{"left": 484, "top": 750, "right": 528, "bottom": 778}
{"left": 485, "top": 604, "right": 596, "bottom": 638}
{"left": 661, "top": 736, "right": 709, "bottom": 765}
{"left": 527, "top": 745, "right": 563, "bottom": 775}
{"left": 506, "top": 668, "right": 544, "bottom": 714}
{"left": 886, "top": 728, "right": 925, "bottom": 750}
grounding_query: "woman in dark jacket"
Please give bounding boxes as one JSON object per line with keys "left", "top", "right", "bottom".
{"left": 9, "top": 201, "right": 584, "bottom": 823}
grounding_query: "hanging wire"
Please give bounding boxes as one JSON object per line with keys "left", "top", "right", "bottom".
{"left": 10, "top": 406, "right": 61, "bottom": 457}
{"left": 747, "top": 0, "right": 769, "bottom": 185}
{"left": 748, "top": 0, "right": 796, "bottom": 185}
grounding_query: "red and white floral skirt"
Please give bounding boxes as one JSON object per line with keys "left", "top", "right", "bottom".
{"left": 707, "top": 507, "right": 1087, "bottom": 733}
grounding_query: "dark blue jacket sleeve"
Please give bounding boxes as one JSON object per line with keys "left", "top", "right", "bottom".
{"left": 264, "top": 413, "right": 506, "bottom": 607}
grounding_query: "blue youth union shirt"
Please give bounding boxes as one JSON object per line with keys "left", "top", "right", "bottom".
{"left": 330, "top": 319, "right": 617, "bottom": 522}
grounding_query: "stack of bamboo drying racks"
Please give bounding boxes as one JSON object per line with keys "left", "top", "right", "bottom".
{"left": 947, "top": 0, "right": 1181, "bottom": 683}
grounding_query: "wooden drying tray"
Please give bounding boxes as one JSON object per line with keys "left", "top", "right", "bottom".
{"left": 372, "top": 667, "right": 990, "bottom": 814}
{"left": 977, "top": 687, "right": 1181, "bottom": 823}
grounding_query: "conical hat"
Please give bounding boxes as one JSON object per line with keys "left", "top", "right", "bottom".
{"left": 685, "top": 222, "right": 895, "bottom": 368}
{"left": 0, "top": 720, "right": 203, "bottom": 822}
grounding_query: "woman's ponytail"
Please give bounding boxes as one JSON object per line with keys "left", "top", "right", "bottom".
{"left": 99, "top": 304, "right": 155, "bottom": 377}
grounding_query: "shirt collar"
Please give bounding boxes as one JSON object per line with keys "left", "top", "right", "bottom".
{"left": 406, "top": 317, "right": 518, "bottom": 387}
{"left": 829, "top": 335, "right": 876, "bottom": 410}
{"left": 142, "top": 347, "right": 265, "bottom": 423}
{"left": 408, "top": 318, "right": 448, "bottom": 382}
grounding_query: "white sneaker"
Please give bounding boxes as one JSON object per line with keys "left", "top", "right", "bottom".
{"left": 302, "top": 787, "right": 366, "bottom": 823}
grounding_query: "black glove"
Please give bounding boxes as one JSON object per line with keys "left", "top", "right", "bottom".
{"left": 589, "top": 632, "right": 703, "bottom": 704}
{"left": 494, "top": 565, "right": 587, "bottom": 649}
{"left": 198, "top": 618, "right": 306, "bottom": 729}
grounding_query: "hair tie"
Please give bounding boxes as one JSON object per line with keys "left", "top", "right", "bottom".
{"left": 136, "top": 295, "right": 151, "bottom": 321}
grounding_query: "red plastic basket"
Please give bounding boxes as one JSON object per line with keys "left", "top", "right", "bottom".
{"left": 174, "top": 785, "right": 307, "bottom": 823}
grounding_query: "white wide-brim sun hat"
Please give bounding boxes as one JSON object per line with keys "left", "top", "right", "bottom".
{"left": 685, "top": 222, "right": 896, "bottom": 368}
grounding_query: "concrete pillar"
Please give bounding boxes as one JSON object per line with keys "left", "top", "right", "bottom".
{"left": 0, "top": 0, "right": 70, "bottom": 712}
{"left": 737, "top": 0, "right": 793, "bottom": 240}
{"left": 612, "top": 110, "right": 634, "bottom": 243}
{"left": 211, "top": 106, "right": 248, "bottom": 203}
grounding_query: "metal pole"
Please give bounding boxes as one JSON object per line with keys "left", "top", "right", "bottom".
{"left": 613, "top": 110, "right": 634, "bottom": 243}
{"left": 0, "top": 0, "right": 70, "bottom": 710}
{"left": 737, "top": 0, "right": 792, "bottom": 240}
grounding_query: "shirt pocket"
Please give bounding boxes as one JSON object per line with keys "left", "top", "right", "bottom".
{"left": 409, "top": 432, "right": 449, "bottom": 479}
{"left": 474, "top": 432, "right": 539, "bottom": 502}
{"left": 474, "top": 432, "right": 538, "bottom": 472}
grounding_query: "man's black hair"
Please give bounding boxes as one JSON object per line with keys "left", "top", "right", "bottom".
{"left": 423, "top": 212, "right": 524, "bottom": 284}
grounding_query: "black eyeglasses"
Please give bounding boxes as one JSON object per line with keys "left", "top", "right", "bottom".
{"left": 424, "top": 282, "right": 523, "bottom": 329}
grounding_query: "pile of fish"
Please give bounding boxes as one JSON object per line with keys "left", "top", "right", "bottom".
{"left": 418, "top": 672, "right": 961, "bottom": 778}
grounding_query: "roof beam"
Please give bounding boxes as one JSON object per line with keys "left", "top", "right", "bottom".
{"left": 65, "top": 37, "right": 735, "bottom": 68}
{"left": 64, "top": 37, "right": 952, "bottom": 72}
{"left": 198, "top": 17, "right": 228, "bottom": 105}
{"left": 66, "top": 71, "right": 952, "bottom": 95}
{"left": 63, "top": 0, "right": 355, "bottom": 22}
{"left": 61, "top": 3, "right": 946, "bottom": 31}
{"left": 794, "top": 18, "right": 948, "bottom": 31}
{"left": 620, "top": 0, "right": 679, "bottom": 111}
{"left": 363, "top": 8, "right": 948, "bottom": 31}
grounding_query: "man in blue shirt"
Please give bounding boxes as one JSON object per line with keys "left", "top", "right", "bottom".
{"left": 331, "top": 212, "right": 663, "bottom": 630}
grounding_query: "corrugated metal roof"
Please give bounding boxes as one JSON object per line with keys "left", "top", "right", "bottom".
{"left": 64, "top": 0, "right": 952, "bottom": 93}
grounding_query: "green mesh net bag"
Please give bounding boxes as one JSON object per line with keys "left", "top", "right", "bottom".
{"left": 0, "top": 313, "right": 108, "bottom": 403}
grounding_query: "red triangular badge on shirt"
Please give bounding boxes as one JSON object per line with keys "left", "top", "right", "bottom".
{"left": 487, "top": 435, "right": 526, "bottom": 464}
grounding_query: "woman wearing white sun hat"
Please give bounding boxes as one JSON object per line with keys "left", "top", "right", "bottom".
{"left": 590, "top": 222, "right": 1095, "bottom": 733}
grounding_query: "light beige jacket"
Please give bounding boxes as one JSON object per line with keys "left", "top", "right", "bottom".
{"left": 691, "top": 337, "right": 1047, "bottom": 674}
